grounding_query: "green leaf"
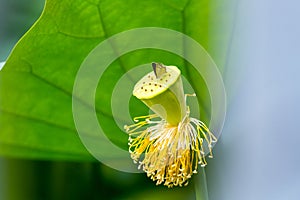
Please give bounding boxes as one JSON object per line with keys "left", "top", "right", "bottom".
{"left": 0, "top": 0, "right": 235, "bottom": 160}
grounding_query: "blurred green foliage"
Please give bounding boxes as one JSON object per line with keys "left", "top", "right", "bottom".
{"left": 1, "top": 158, "right": 196, "bottom": 200}
{"left": 0, "top": 0, "right": 234, "bottom": 161}
{"left": 0, "top": 0, "right": 234, "bottom": 199}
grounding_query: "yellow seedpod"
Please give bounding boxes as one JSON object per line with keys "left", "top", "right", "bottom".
{"left": 133, "top": 64, "right": 186, "bottom": 126}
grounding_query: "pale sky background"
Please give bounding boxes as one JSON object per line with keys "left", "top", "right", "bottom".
{"left": 0, "top": 62, "right": 4, "bottom": 70}
{"left": 208, "top": 0, "right": 300, "bottom": 199}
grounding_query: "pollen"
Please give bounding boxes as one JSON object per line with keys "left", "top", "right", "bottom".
{"left": 125, "top": 103, "right": 217, "bottom": 187}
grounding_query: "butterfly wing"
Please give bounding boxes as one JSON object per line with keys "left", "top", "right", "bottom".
{"left": 152, "top": 62, "right": 167, "bottom": 78}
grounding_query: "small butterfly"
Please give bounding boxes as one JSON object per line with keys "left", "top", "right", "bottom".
{"left": 152, "top": 62, "right": 167, "bottom": 78}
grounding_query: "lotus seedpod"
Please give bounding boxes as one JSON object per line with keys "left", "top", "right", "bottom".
{"left": 133, "top": 63, "right": 186, "bottom": 126}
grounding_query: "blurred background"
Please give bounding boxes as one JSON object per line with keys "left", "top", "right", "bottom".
{"left": 1, "top": 0, "right": 300, "bottom": 200}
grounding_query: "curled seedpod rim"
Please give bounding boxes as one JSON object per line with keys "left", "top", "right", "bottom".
{"left": 133, "top": 65, "right": 181, "bottom": 100}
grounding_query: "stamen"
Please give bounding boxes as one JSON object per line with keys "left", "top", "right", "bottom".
{"left": 124, "top": 94, "right": 217, "bottom": 187}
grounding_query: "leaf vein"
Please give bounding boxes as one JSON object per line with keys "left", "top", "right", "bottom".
{"left": 0, "top": 108, "right": 77, "bottom": 133}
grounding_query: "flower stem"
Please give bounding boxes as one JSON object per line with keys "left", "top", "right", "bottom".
{"left": 194, "top": 167, "right": 209, "bottom": 200}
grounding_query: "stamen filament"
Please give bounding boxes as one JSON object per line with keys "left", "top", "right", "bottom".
{"left": 124, "top": 101, "right": 217, "bottom": 187}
